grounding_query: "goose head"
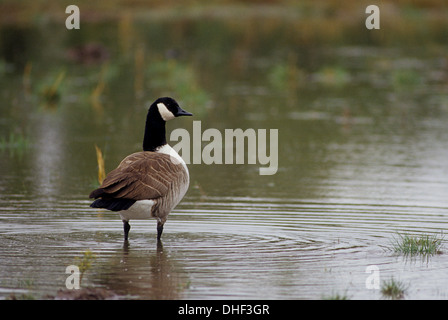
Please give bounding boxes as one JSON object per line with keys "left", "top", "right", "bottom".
{"left": 153, "top": 97, "right": 193, "bottom": 121}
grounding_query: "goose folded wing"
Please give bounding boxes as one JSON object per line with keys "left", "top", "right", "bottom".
{"left": 89, "top": 152, "right": 182, "bottom": 201}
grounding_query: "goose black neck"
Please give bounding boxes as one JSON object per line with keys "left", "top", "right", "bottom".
{"left": 143, "top": 109, "right": 166, "bottom": 152}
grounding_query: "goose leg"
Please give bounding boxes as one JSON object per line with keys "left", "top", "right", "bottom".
{"left": 123, "top": 220, "right": 131, "bottom": 241}
{"left": 157, "top": 220, "right": 164, "bottom": 241}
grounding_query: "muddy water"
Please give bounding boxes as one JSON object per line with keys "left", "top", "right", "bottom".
{"left": 1, "top": 16, "right": 448, "bottom": 299}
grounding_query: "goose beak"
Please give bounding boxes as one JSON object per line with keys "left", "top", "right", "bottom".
{"left": 177, "top": 108, "right": 193, "bottom": 117}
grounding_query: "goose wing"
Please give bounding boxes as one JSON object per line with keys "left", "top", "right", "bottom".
{"left": 89, "top": 151, "right": 185, "bottom": 201}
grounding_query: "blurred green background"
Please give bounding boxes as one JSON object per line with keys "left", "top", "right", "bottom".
{"left": 1, "top": 0, "right": 447, "bottom": 197}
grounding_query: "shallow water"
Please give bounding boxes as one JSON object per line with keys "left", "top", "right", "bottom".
{"left": 2, "top": 196, "right": 448, "bottom": 299}
{"left": 1, "top": 10, "right": 448, "bottom": 299}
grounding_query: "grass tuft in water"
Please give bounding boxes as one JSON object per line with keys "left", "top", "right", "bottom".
{"left": 381, "top": 277, "right": 408, "bottom": 300}
{"left": 94, "top": 144, "right": 106, "bottom": 185}
{"left": 313, "top": 66, "right": 350, "bottom": 87}
{"left": 390, "top": 232, "right": 444, "bottom": 256}
{"left": 0, "top": 132, "right": 30, "bottom": 151}
{"left": 321, "top": 291, "right": 350, "bottom": 300}
{"left": 75, "top": 250, "right": 97, "bottom": 285}
{"left": 392, "top": 69, "right": 422, "bottom": 88}
{"left": 6, "top": 278, "right": 36, "bottom": 300}
{"left": 40, "top": 70, "right": 66, "bottom": 107}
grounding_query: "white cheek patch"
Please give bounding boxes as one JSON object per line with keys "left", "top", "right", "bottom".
{"left": 157, "top": 103, "right": 175, "bottom": 121}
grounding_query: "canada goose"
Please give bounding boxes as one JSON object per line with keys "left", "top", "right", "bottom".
{"left": 89, "top": 97, "right": 192, "bottom": 241}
